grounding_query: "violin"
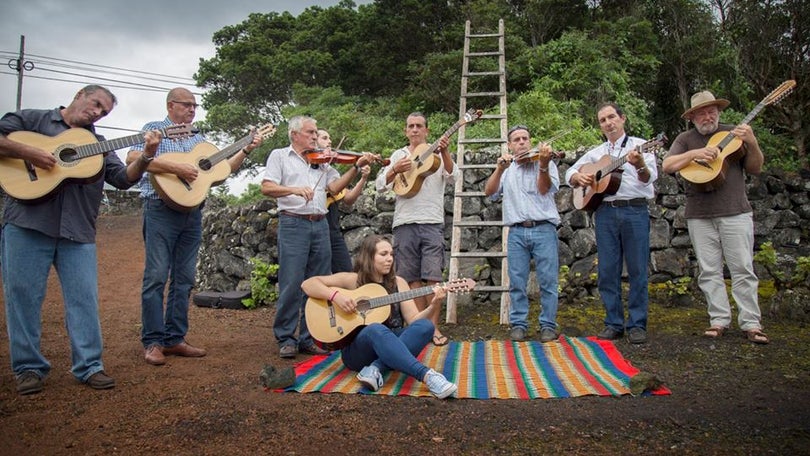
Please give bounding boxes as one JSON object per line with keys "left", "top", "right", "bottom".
{"left": 512, "top": 148, "right": 565, "bottom": 164}
{"left": 303, "top": 148, "right": 389, "bottom": 166}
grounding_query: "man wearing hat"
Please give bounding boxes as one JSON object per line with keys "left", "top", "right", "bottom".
{"left": 662, "top": 90, "right": 768, "bottom": 344}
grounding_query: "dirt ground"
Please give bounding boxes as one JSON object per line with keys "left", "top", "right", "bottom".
{"left": 0, "top": 214, "right": 809, "bottom": 455}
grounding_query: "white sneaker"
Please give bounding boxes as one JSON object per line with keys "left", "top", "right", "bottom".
{"left": 356, "top": 365, "right": 383, "bottom": 392}
{"left": 424, "top": 369, "right": 458, "bottom": 399}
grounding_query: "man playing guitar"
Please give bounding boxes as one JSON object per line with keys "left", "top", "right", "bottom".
{"left": 565, "top": 103, "right": 658, "bottom": 344}
{"left": 374, "top": 112, "right": 460, "bottom": 347}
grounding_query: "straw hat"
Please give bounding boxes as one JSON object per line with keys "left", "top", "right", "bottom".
{"left": 681, "top": 91, "right": 730, "bottom": 119}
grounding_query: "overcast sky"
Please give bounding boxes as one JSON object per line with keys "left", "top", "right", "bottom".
{"left": 0, "top": 0, "right": 367, "bottom": 193}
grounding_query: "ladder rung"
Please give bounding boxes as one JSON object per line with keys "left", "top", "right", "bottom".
{"left": 479, "top": 114, "right": 507, "bottom": 119}
{"left": 455, "top": 190, "right": 487, "bottom": 197}
{"left": 464, "top": 91, "right": 506, "bottom": 97}
{"left": 467, "top": 51, "right": 502, "bottom": 57}
{"left": 454, "top": 221, "right": 504, "bottom": 228}
{"left": 452, "top": 251, "right": 506, "bottom": 258}
{"left": 467, "top": 33, "right": 502, "bottom": 38}
{"left": 459, "top": 138, "right": 506, "bottom": 144}
{"left": 458, "top": 164, "right": 496, "bottom": 171}
{"left": 463, "top": 71, "right": 503, "bottom": 77}
{"left": 472, "top": 285, "right": 509, "bottom": 293}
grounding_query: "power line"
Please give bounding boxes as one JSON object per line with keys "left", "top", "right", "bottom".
{"left": 0, "top": 50, "right": 196, "bottom": 83}
{"left": 0, "top": 70, "right": 202, "bottom": 95}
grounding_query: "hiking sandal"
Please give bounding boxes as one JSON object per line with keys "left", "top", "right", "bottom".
{"left": 703, "top": 326, "right": 726, "bottom": 338}
{"left": 744, "top": 329, "right": 770, "bottom": 345}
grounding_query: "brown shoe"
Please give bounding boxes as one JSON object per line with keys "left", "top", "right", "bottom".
{"left": 144, "top": 345, "right": 165, "bottom": 365}
{"left": 86, "top": 371, "right": 115, "bottom": 390}
{"left": 299, "top": 342, "right": 329, "bottom": 355}
{"left": 163, "top": 341, "right": 206, "bottom": 357}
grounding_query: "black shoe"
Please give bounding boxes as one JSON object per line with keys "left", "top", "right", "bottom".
{"left": 539, "top": 327, "right": 559, "bottom": 343}
{"left": 597, "top": 327, "right": 623, "bottom": 340}
{"left": 86, "top": 371, "right": 115, "bottom": 390}
{"left": 627, "top": 327, "right": 647, "bottom": 344}
{"left": 509, "top": 327, "right": 527, "bottom": 341}
{"left": 16, "top": 371, "right": 43, "bottom": 395}
{"left": 299, "top": 342, "right": 329, "bottom": 355}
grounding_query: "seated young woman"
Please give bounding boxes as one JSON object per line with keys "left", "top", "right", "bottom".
{"left": 301, "top": 234, "right": 458, "bottom": 399}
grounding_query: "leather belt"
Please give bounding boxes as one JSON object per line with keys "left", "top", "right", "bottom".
{"left": 512, "top": 220, "right": 552, "bottom": 228}
{"left": 603, "top": 198, "right": 648, "bottom": 208}
{"left": 279, "top": 210, "right": 326, "bottom": 221}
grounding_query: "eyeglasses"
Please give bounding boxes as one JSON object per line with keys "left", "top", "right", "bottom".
{"left": 170, "top": 100, "right": 199, "bottom": 109}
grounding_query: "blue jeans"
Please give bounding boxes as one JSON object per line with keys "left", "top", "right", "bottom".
{"left": 1, "top": 224, "right": 105, "bottom": 382}
{"left": 594, "top": 205, "right": 650, "bottom": 331}
{"left": 141, "top": 199, "right": 202, "bottom": 348}
{"left": 507, "top": 223, "right": 559, "bottom": 330}
{"left": 275, "top": 215, "right": 331, "bottom": 348}
{"left": 341, "top": 319, "right": 434, "bottom": 381}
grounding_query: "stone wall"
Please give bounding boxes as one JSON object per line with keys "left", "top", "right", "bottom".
{"left": 196, "top": 157, "right": 810, "bottom": 311}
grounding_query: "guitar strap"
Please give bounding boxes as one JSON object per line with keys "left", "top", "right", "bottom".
{"left": 607, "top": 135, "right": 630, "bottom": 157}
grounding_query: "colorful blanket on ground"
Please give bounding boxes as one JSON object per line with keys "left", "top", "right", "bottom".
{"left": 285, "top": 336, "right": 670, "bottom": 399}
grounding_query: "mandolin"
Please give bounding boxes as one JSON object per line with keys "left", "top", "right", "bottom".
{"left": 150, "top": 124, "right": 275, "bottom": 212}
{"left": 392, "top": 109, "right": 482, "bottom": 198}
{"left": 679, "top": 80, "right": 796, "bottom": 192}
{"left": 305, "top": 278, "right": 475, "bottom": 349}
{"left": 0, "top": 124, "right": 196, "bottom": 202}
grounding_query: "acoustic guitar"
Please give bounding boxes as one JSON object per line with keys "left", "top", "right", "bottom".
{"left": 392, "top": 109, "right": 482, "bottom": 198}
{"left": 150, "top": 124, "right": 276, "bottom": 212}
{"left": 572, "top": 133, "right": 666, "bottom": 211}
{"left": 0, "top": 124, "right": 196, "bottom": 202}
{"left": 305, "top": 278, "right": 475, "bottom": 349}
{"left": 679, "top": 80, "right": 796, "bottom": 192}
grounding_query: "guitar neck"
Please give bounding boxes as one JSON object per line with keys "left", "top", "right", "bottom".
{"left": 206, "top": 134, "right": 254, "bottom": 165}
{"left": 73, "top": 131, "right": 153, "bottom": 159}
{"left": 417, "top": 120, "right": 465, "bottom": 162}
{"left": 364, "top": 284, "right": 437, "bottom": 310}
{"left": 715, "top": 102, "right": 765, "bottom": 150}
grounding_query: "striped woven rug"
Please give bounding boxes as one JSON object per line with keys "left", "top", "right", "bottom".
{"left": 286, "top": 336, "right": 669, "bottom": 399}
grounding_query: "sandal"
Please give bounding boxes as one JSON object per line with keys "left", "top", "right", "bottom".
{"left": 703, "top": 326, "right": 726, "bottom": 338}
{"left": 744, "top": 329, "right": 770, "bottom": 345}
{"left": 432, "top": 334, "right": 449, "bottom": 346}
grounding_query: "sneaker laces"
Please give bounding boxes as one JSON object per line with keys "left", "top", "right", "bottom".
{"left": 424, "top": 369, "right": 457, "bottom": 399}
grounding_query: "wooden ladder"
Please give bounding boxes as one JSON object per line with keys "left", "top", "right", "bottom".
{"left": 446, "top": 19, "right": 510, "bottom": 324}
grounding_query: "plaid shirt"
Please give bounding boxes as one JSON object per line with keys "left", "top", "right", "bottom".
{"left": 129, "top": 116, "right": 206, "bottom": 200}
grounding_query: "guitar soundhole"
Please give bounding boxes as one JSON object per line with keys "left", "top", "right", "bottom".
{"left": 199, "top": 158, "right": 213, "bottom": 171}
{"left": 58, "top": 147, "right": 79, "bottom": 164}
{"left": 356, "top": 299, "right": 371, "bottom": 314}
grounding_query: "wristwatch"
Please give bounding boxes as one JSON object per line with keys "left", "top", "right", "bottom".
{"left": 140, "top": 154, "right": 155, "bottom": 164}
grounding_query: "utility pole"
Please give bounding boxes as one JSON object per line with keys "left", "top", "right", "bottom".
{"left": 13, "top": 35, "right": 34, "bottom": 110}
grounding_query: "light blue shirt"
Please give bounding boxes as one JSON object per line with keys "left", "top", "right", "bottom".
{"left": 490, "top": 160, "right": 561, "bottom": 226}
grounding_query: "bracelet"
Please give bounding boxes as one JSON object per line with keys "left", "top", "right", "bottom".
{"left": 353, "top": 163, "right": 361, "bottom": 171}
{"left": 539, "top": 167, "right": 548, "bottom": 173}
{"left": 241, "top": 148, "right": 250, "bottom": 156}
{"left": 636, "top": 166, "right": 648, "bottom": 174}
{"left": 329, "top": 289, "right": 339, "bottom": 301}
{"left": 140, "top": 154, "right": 154, "bottom": 164}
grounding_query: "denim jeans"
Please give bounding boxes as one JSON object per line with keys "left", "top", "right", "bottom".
{"left": 141, "top": 199, "right": 202, "bottom": 348}
{"left": 1, "top": 224, "right": 105, "bottom": 382}
{"left": 275, "top": 215, "right": 332, "bottom": 348}
{"left": 341, "top": 319, "right": 434, "bottom": 381}
{"left": 594, "top": 204, "right": 650, "bottom": 331}
{"left": 506, "top": 223, "right": 560, "bottom": 330}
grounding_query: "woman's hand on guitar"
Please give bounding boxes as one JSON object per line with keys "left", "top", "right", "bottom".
{"left": 332, "top": 293, "right": 357, "bottom": 314}
{"left": 429, "top": 284, "right": 447, "bottom": 306}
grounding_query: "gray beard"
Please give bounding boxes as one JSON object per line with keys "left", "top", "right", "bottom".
{"left": 696, "top": 121, "right": 718, "bottom": 136}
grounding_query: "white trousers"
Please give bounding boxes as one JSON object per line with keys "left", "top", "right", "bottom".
{"left": 687, "top": 213, "right": 762, "bottom": 331}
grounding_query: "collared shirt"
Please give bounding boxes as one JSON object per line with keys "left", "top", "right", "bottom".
{"left": 0, "top": 107, "right": 135, "bottom": 243}
{"left": 375, "top": 146, "right": 461, "bottom": 228}
{"left": 564, "top": 133, "right": 658, "bottom": 201}
{"left": 129, "top": 116, "right": 206, "bottom": 200}
{"left": 489, "top": 160, "right": 561, "bottom": 226}
{"left": 262, "top": 145, "right": 338, "bottom": 215}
